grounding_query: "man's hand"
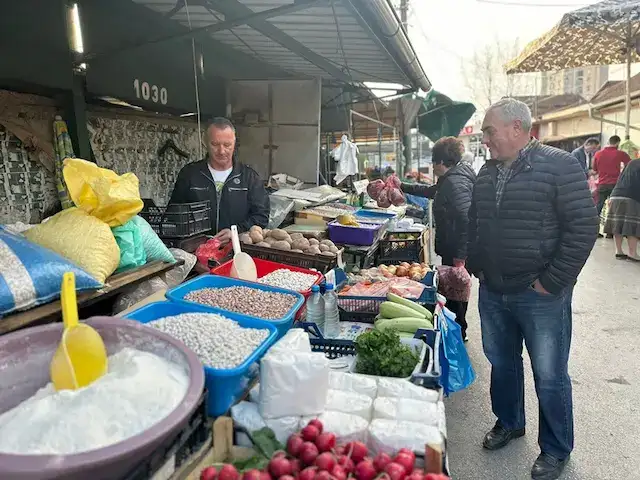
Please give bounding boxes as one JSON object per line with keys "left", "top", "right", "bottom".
{"left": 453, "top": 258, "right": 466, "bottom": 268}
{"left": 213, "top": 228, "right": 232, "bottom": 245}
{"left": 531, "top": 279, "right": 550, "bottom": 295}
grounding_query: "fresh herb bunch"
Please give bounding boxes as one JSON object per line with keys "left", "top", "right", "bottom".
{"left": 354, "top": 328, "right": 419, "bottom": 377}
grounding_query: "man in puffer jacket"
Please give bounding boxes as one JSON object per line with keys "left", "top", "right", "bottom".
{"left": 467, "top": 98, "right": 598, "bottom": 480}
{"left": 401, "top": 136, "right": 476, "bottom": 339}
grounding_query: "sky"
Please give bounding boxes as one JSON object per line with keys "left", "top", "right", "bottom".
{"left": 409, "top": 0, "right": 601, "bottom": 102}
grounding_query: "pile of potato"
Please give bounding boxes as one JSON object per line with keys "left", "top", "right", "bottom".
{"left": 239, "top": 226, "right": 340, "bottom": 257}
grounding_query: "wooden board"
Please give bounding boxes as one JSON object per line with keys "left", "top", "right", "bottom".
{"left": 0, "top": 260, "right": 182, "bottom": 335}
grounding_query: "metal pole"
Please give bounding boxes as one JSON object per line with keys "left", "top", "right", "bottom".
{"left": 625, "top": 40, "right": 632, "bottom": 139}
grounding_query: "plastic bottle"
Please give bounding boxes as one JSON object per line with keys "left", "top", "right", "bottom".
{"left": 323, "top": 283, "right": 340, "bottom": 339}
{"left": 306, "top": 285, "right": 325, "bottom": 333}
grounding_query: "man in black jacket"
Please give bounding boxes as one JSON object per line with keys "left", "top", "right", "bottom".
{"left": 402, "top": 136, "right": 476, "bottom": 339}
{"left": 168, "top": 117, "right": 269, "bottom": 244}
{"left": 468, "top": 98, "right": 598, "bottom": 480}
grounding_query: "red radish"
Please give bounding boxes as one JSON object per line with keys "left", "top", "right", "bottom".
{"left": 315, "top": 471, "right": 333, "bottom": 480}
{"left": 337, "top": 455, "right": 354, "bottom": 473}
{"left": 346, "top": 442, "right": 368, "bottom": 463}
{"left": 259, "top": 472, "right": 270, "bottom": 480}
{"left": 354, "top": 460, "right": 377, "bottom": 480}
{"left": 200, "top": 466, "right": 217, "bottom": 480}
{"left": 299, "top": 467, "right": 318, "bottom": 480}
{"left": 330, "top": 465, "right": 347, "bottom": 480}
{"left": 218, "top": 465, "right": 240, "bottom": 480}
{"left": 373, "top": 453, "right": 392, "bottom": 472}
{"left": 384, "top": 463, "right": 407, "bottom": 480}
{"left": 397, "top": 449, "right": 416, "bottom": 466}
{"left": 314, "top": 452, "right": 336, "bottom": 471}
{"left": 424, "top": 475, "right": 449, "bottom": 480}
{"left": 308, "top": 419, "right": 324, "bottom": 434}
{"left": 301, "top": 425, "right": 321, "bottom": 442}
{"left": 299, "top": 442, "right": 320, "bottom": 465}
{"left": 315, "top": 432, "right": 336, "bottom": 452}
{"left": 280, "top": 476, "right": 295, "bottom": 480}
{"left": 393, "top": 453, "right": 415, "bottom": 473}
{"left": 290, "top": 458, "right": 302, "bottom": 475}
{"left": 407, "top": 470, "right": 424, "bottom": 480}
{"left": 287, "top": 434, "right": 304, "bottom": 456}
{"left": 242, "top": 470, "right": 262, "bottom": 480}
{"left": 334, "top": 445, "right": 345, "bottom": 456}
{"left": 268, "top": 456, "right": 292, "bottom": 478}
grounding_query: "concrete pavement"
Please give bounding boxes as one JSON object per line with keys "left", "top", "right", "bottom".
{"left": 444, "top": 239, "right": 640, "bottom": 479}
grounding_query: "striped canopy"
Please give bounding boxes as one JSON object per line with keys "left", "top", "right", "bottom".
{"left": 506, "top": 0, "right": 640, "bottom": 74}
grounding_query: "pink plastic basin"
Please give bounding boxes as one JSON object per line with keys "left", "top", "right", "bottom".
{"left": 0, "top": 316, "right": 205, "bottom": 480}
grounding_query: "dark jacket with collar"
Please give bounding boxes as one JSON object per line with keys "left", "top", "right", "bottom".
{"left": 168, "top": 158, "right": 270, "bottom": 234}
{"left": 402, "top": 163, "right": 476, "bottom": 261}
{"left": 571, "top": 145, "right": 589, "bottom": 173}
{"left": 467, "top": 142, "right": 598, "bottom": 295}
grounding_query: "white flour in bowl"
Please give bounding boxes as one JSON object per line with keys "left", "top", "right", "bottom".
{"left": 0, "top": 347, "right": 189, "bottom": 455}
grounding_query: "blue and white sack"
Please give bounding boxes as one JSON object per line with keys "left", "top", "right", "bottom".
{"left": 0, "top": 227, "right": 101, "bottom": 316}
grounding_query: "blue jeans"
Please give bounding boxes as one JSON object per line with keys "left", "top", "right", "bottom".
{"left": 479, "top": 283, "right": 574, "bottom": 459}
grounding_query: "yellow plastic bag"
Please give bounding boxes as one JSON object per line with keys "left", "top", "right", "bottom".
{"left": 63, "top": 158, "right": 143, "bottom": 227}
{"left": 25, "top": 208, "right": 120, "bottom": 284}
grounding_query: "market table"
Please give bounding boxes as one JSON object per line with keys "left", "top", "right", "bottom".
{"left": 0, "top": 260, "right": 182, "bottom": 335}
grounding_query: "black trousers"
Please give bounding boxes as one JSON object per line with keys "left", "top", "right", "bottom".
{"left": 440, "top": 256, "right": 469, "bottom": 338}
{"left": 597, "top": 184, "right": 615, "bottom": 216}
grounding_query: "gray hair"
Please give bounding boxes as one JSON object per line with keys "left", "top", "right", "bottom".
{"left": 206, "top": 117, "right": 236, "bottom": 134}
{"left": 487, "top": 98, "right": 532, "bottom": 132}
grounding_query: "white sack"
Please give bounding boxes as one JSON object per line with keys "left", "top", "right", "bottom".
{"left": 259, "top": 351, "right": 329, "bottom": 419}
{"left": 326, "top": 389, "right": 373, "bottom": 421}
{"left": 372, "top": 397, "right": 439, "bottom": 425}
{"left": 368, "top": 419, "right": 443, "bottom": 455}
{"left": 376, "top": 378, "right": 440, "bottom": 403}
{"left": 265, "top": 416, "right": 302, "bottom": 444}
{"left": 328, "top": 371, "right": 378, "bottom": 399}
{"left": 270, "top": 328, "right": 311, "bottom": 356}
{"left": 230, "top": 401, "right": 267, "bottom": 447}
{"left": 300, "top": 411, "right": 368, "bottom": 445}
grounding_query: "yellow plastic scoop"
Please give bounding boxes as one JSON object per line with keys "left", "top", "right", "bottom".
{"left": 229, "top": 225, "right": 257, "bottom": 282}
{"left": 50, "top": 272, "right": 108, "bottom": 391}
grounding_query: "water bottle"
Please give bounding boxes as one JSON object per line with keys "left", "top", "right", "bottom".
{"left": 323, "top": 283, "right": 340, "bottom": 339}
{"left": 306, "top": 285, "right": 325, "bottom": 333}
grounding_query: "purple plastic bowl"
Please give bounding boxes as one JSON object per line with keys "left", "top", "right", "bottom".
{"left": 0, "top": 316, "right": 205, "bottom": 480}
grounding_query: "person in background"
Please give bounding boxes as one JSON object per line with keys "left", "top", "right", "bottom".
{"left": 169, "top": 117, "right": 270, "bottom": 244}
{"left": 401, "top": 136, "right": 476, "bottom": 340}
{"left": 593, "top": 135, "right": 631, "bottom": 218}
{"left": 603, "top": 159, "right": 640, "bottom": 261}
{"left": 467, "top": 98, "right": 598, "bottom": 480}
{"left": 571, "top": 137, "right": 600, "bottom": 175}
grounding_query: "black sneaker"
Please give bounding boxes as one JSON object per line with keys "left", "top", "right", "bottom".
{"left": 482, "top": 423, "right": 525, "bottom": 450}
{"left": 531, "top": 452, "right": 569, "bottom": 480}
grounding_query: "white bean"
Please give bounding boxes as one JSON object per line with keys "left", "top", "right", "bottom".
{"left": 257, "top": 269, "right": 318, "bottom": 292}
{"left": 147, "top": 313, "right": 269, "bottom": 370}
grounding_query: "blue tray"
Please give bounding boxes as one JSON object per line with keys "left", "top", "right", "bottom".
{"left": 123, "top": 301, "right": 278, "bottom": 417}
{"left": 166, "top": 274, "right": 305, "bottom": 340}
{"left": 355, "top": 208, "right": 397, "bottom": 220}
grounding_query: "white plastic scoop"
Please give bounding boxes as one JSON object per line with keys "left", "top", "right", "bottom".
{"left": 230, "top": 225, "right": 257, "bottom": 282}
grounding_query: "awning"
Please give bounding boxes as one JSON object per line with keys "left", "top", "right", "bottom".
{"left": 417, "top": 90, "right": 476, "bottom": 142}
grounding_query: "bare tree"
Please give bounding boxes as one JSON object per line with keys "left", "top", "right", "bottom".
{"left": 462, "top": 37, "right": 526, "bottom": 113}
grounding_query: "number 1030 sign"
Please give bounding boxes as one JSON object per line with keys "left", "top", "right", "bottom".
{"left": 133, "top": 79, "right": 168, "bottom": 105}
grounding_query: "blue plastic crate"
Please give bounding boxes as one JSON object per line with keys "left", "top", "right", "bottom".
{"left": 166, "top": 274, "right": 305, "bottom": 340}
{"left": 338, "top": 270, "right": 437, "bottom": 314}
{"left": 123, "top": 301, "right": 278, "bottom": 417}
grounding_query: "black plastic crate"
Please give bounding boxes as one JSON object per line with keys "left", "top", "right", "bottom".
{"left": 121, "top": 390, "right": 210, "bottom": 480}
{"left": 140, "top": 201, "right": 211, "bottom": 239}
{"left": 378, "top": 231, "right": 425, "bottom": 262}
{"left": 242, "top": 243, "right": 337, "bottom": 273}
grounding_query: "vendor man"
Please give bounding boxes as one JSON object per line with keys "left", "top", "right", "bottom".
{"left": 168, "top": 117, "right": 270, "bottom": 244}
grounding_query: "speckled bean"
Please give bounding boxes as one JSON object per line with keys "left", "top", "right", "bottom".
{"left": 184, "top": 286, "right": 296, "bottom": 319}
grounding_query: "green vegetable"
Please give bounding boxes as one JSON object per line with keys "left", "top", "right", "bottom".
{"left": 233, "top": 428, "right": 284, "bottom": 472}
{"left": 354, "top": 329, "right": 419, "bottom": 378}
{"left": 387, "top": 293, "right": 433, "bottom": 319}
{"left": 379, "top": 301, "right": 423, "bottom": 319}
{"left": 375, "top": 316, "right": 433, "bottom": 333}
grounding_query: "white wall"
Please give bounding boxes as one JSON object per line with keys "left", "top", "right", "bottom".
{"left": 230, "top": 79, "right": 321, "bottom": 183}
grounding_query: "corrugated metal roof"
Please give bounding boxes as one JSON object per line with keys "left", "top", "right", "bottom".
{"left": 132, "top": 0, "right": 422, "bottom": 86}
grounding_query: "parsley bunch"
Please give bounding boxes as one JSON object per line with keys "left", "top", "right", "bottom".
{"left": 354, "top": 329, "right": 419, "bottom": 378}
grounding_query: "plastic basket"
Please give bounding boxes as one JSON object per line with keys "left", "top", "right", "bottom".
{"left": 338, "top": 302, "right": 436, "bottom": 324}
{"left": 241, "top": 243, "right": 338, "bottom": 273}
{"left": 328, "top": 220, "right": 384, "bottom": 246}
{"left": 166, "top": 274, "right": 305, "bottom": 340}
{"left": 123, "top": 301, "right": 278, "bottom": 416}
{"left": 379, "top": 230, "right": 426, "bottom": 263}
{"left": 140, "top": 201, "right": 211, "bottom": 239}
{"left": 122, "top": 389, "right": 209, "bottom": 480}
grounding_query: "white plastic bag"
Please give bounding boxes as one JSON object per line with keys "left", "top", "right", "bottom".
{"left": 249, "top": 384, "right": 260, "bottom": 404}
{"left": 230, "top": 401, "right": 267, "bottom": 447}
{"left": 331, "top": 134, "right": 359, "bottom": 185}
{"left": 265, "top": 416, "right": 302, "bottom": 444}
{"left": 368, "top": 419, "right": 443, "bottom": 455}
{"left": 259, "top": 351, "right": 329, "bottom": 419}
{"left": 372, "top": 397, "right": 439, "bottom": 425}
{"left": 376, "top": 378, "right": 440, "bottom": 403}
{"left": 326, "top": 389, "right": 373, "bottom": 421}
{"left": 328, "top": 371, "right": 377, "bottom": 399}
{"left": 437, "top": 401, "right": 447, "bottom": 437}
{"left": 269, "top": 329, "right": 311, "bottom": 356}
{"left": 301, "top": 411, "right": 368, "bottom": 444}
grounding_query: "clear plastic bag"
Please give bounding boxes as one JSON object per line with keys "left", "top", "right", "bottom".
{"left": 268, "top": 195, "right": 296, "bottom": 229}
{"left": 300, "top": 412, "right": 368, "bottom": 444}
{"left": 326, "top": 389, "right": 373, "bottom": 421}
{"left": 376, "top": 378, "right": 440, "bottom": 403}
{"left": 162, "top": 248, "right": 196, "bottom": 287}
{"left": 112, "top": 276, "right": 168, "bottom": 314}
{"left": 372, "top": 397, "right": 439, "bottom": 425}
{"left": 367, "top": 419, "right": 443, "bottom": 455}
{"left": 328, "top": 371, "right": 377, "bottom": 398}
